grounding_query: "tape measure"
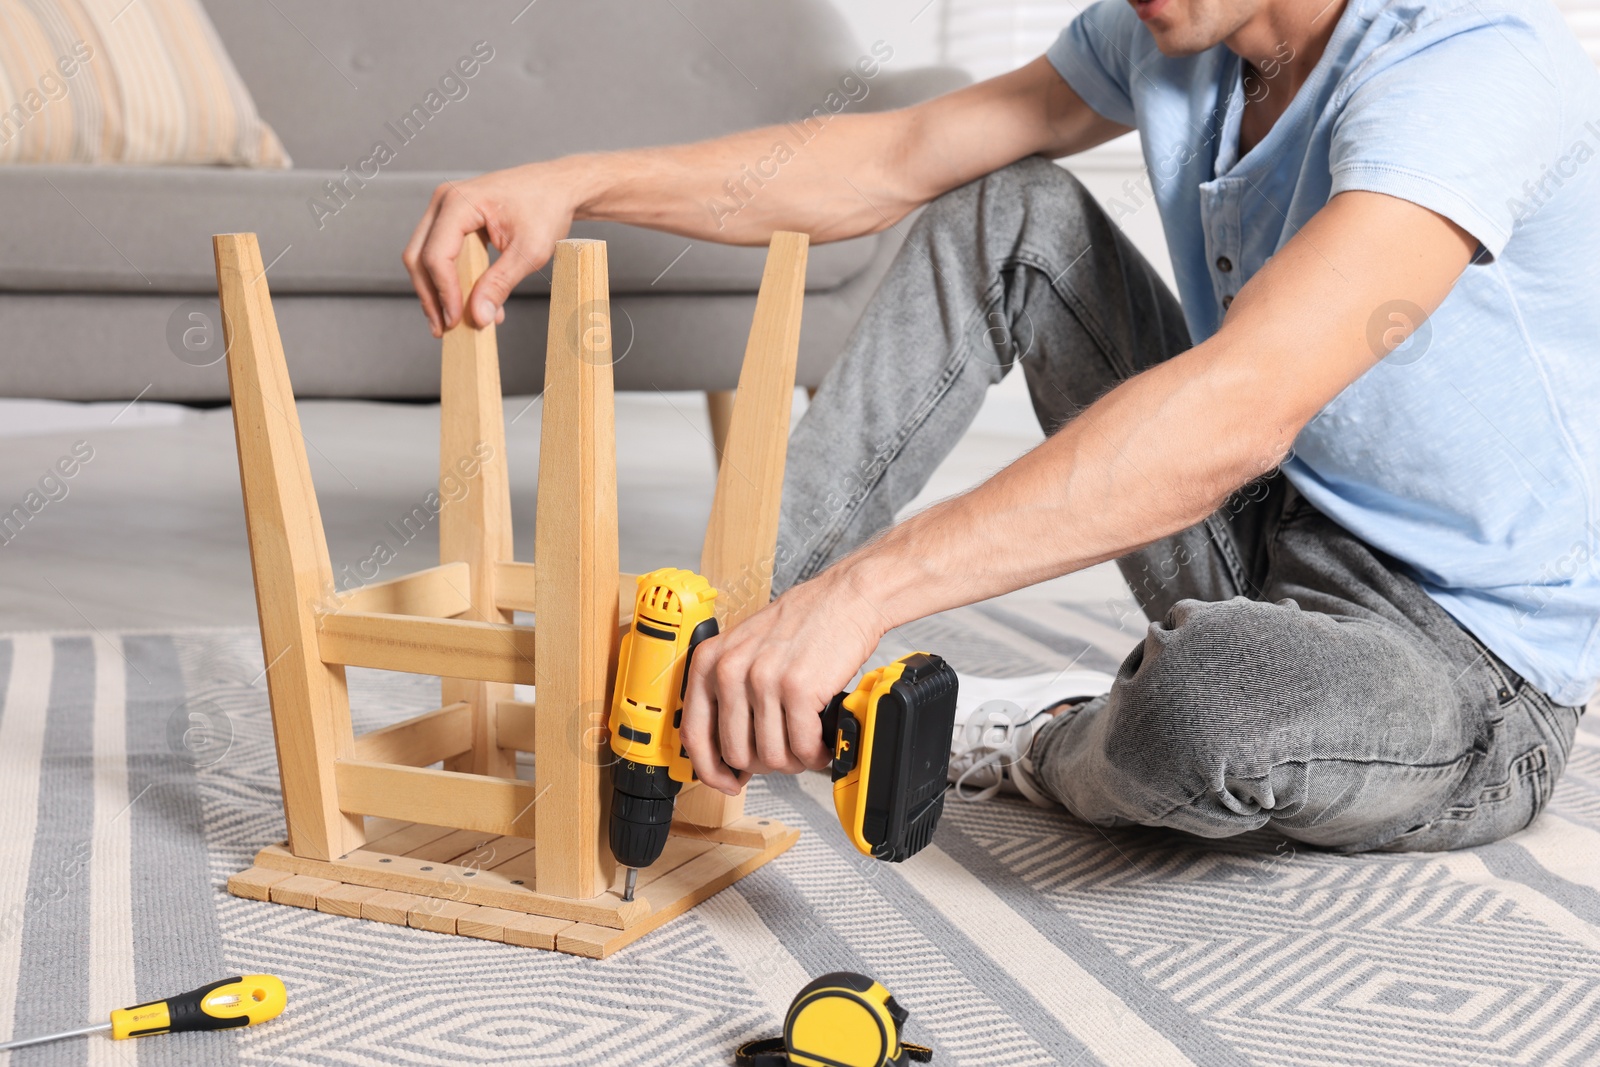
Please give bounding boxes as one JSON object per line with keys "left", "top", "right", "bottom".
{"left": 735, "top": 972, "right": 932, "bottom": 1067}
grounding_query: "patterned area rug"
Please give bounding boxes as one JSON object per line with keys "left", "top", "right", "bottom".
{"left": 1, "top": 605, "right": 1598, "bottom": 1067}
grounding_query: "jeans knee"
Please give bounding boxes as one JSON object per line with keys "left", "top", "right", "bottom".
{"left": 1103, "top": 597, "right": 1298, "bottom": 781}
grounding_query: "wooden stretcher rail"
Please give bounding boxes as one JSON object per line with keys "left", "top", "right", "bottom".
{"left": 334, "top": 562, "right": 473, "bottom": 617}
{"left": 351, "top": 703, "right": 473, "bottom": 766}
{"left": 494, "top": 699, "right": 538, "bottom": 753}
{"left": 333, "top": 760, "right": 541, "bottom": 839}
{"left": 316, "top": 610, "right": 536, "bottom": 685}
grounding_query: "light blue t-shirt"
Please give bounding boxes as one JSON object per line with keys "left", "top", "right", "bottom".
{"left": 1049, "top": 0, "right": 1600, "bottom": 706}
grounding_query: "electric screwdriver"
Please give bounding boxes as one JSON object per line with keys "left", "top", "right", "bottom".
{"left": 608, "top": 568, "right": 719, "bottom": 901}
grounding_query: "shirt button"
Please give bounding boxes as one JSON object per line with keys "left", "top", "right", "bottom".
{"left": 1216, "top": 256, "right": 1233, "bottom": 273}
{"left": 1222, "top": 294, "right": 1234, "bottom": 310}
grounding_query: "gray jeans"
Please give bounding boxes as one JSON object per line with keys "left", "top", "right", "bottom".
{"left": 774, "top": 157, "right": 1582, "bottom": 853}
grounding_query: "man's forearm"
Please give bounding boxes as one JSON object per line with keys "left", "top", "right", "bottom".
{"left": 561, "top": 115, "right": 919, "bottom": 246}
{"left": 556, "top": 57, "right": 1128, "bottom": 247}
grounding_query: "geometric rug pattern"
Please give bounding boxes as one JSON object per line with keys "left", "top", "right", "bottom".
{"left": 0, "top": 603, "right": 1595, "bottom": 1065}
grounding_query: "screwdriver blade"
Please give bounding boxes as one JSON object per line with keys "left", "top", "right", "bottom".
{"left": 0, "top": 1022, "right": 112, "bottom": 1051}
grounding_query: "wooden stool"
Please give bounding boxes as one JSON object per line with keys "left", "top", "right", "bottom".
{"left": 217, "top": 229, "right": 807, "bottom": 957}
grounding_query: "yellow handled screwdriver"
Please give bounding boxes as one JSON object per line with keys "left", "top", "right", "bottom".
{"left": 0, "top": 974, "right": 287, "bottom": 1051}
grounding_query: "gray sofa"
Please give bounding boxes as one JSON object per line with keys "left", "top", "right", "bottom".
{"left": 0, "top": 0, "right": 966, "bottom": 401}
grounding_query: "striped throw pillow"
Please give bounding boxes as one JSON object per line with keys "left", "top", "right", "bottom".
{"left": 0, "top": 0, "right": 288, "bottom": 166}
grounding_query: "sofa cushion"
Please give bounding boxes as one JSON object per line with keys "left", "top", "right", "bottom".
{"left": 0, "top": 0, "right": 287, "bottom": 165}
{"left": 0, "top": 167, "right": 882, "bottom": 295}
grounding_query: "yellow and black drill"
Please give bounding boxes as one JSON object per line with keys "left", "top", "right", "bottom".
{"left": 607, "top": 570, "right": 962, "bottom": 898}
{"left": 608, "top": 568, "right": 719, "bottom": 902}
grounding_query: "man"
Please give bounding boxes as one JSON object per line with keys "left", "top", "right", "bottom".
{"left": 405, "top": 0, "right": 1598, "bottom": 851}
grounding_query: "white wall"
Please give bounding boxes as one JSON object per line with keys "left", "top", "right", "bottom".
{"left": 832, "top": 0, "right": 945, "bottom": 71}
{"left": 937, "top": 0, "right": 1085, "bottom": 80}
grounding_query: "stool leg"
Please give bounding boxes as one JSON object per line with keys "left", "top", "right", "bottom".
{"left": 681, "top": 231, "right": 809, "bottom": 829}
{"left": 215, "top": 233, "right": 364, "bottom": 861}
{"left": 534, "top": 239, "right": 621, "bottom": 897}
{"left": 439, "top": 232, "right": 518, "bottom": 778}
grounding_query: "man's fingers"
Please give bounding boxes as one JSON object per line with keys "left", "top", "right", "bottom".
{"left": 465, "top": 239, "right": 544, "bottom": 328}
{"left": 681, "top": 643, "right": 742, "bottom": 795}
{"left": 783, "top": 681, "right": 832, "bottom": 771}
{"left": 418, "top": 191, "right": 486, "bottom": 332}
{"left": 750, "top": 660, "right": 805, "bottom": 774}
{"left": 419, "top": 225, "right": 468, "bottom": 331}
{"left": 715, "top": 655, "right": 757, "bottom": 775}
{"left": 402, "top": 188, "right": 447, "bottom": 337}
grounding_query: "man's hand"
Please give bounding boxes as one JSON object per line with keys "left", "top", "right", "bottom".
{"left": 403, "top": 163, "right": 581, "bottom": 337}
{"left": 679, "top": 568, "right": 886, "bottom": 795}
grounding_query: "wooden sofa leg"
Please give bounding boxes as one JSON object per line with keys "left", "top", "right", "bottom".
{"left": 705, "top": 389, "right": 734, "bottom": 467}
{"left": 707, "top": 389, "right": 812, "bottom": 466}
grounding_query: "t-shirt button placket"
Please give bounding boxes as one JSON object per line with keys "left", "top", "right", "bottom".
{"left": 1215, "top": 251, "right": 1236, "bottom": 311}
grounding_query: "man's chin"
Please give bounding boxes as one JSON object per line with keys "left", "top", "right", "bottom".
{"left": 1148, "top": 32, "right": 1215, "bottom": 58}
{"left": 1129, "top": 0, "right": 1220, "bottom": 57}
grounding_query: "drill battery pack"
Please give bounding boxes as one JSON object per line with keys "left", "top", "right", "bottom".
{"left": 821, "top": 652, "right": 960, "bottom": 863}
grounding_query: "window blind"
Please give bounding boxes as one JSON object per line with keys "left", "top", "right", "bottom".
{"left": 1554, "top": 0, "right": 1600, "bottom": 66}
{"left": 937, "top": 1, "right": 1079, "bottom": 83}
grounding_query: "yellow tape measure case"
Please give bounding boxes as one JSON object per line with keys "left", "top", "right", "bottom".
{"left": 736, "top": 971, "right": 932, "bottom": 1067}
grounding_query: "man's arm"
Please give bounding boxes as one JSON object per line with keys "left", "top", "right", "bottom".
{"left": 679, "top": 190, "right": 1479, "bottom": 794}
{"left": 403, "top": 57, "right": 1126, "bottom": 335}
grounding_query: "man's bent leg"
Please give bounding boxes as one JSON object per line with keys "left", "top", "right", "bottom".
{"left": 1032, "top": 490, "right": 1582, "bottom": 851}
{"left": 773, "top": 157, "right": 1189, "bottom": 593}
{"left": 1032, "top": 594, "right": 1485, "bottom": 849}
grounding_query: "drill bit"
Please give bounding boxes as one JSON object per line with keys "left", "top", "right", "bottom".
{"left": 623, "top": 866, "right": 639, "bottom": 902}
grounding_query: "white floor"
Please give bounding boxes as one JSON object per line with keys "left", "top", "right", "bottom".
{"left": 0, "top": 376, "right": 1134, "bottom": 632}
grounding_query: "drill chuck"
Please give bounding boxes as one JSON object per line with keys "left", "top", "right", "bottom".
{"left": 608, "top": 759, "right": 682, "bottom": 870}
